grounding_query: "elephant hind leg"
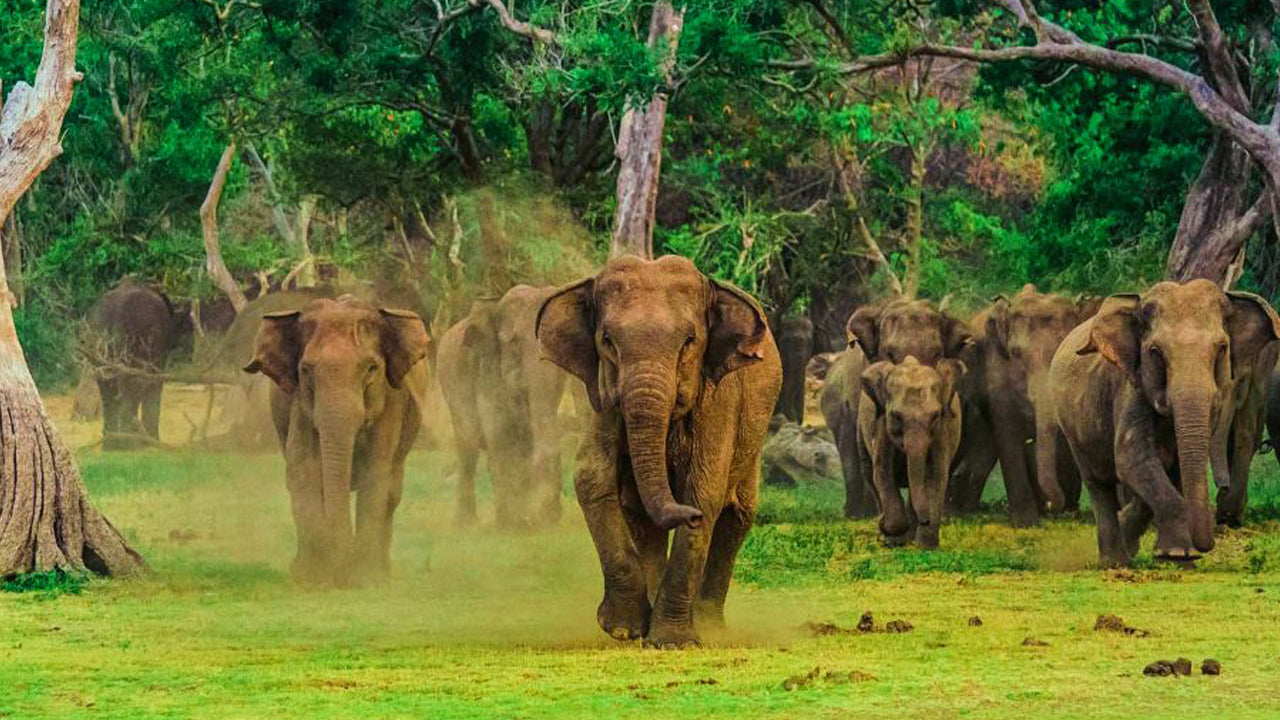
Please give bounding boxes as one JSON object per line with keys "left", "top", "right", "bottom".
{"left": 140, "top": 378, "right": 163, "bottom": 441}
{"left": 452, "top": 438, "right": 481, "bottom": 527}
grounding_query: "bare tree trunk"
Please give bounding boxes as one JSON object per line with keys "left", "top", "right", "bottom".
{"left": 244, "top": 142, "right": 294, "bottom": 246}
{"left": 292, "top": 194, "right": 317, "bottom": 287}
{"left": 0, "top": 0, "right": 144, "bottom": 578}
{"left": 1, "top": 211, "right": 21, "bottom": 306}
{"left": 200, "top": 142, "right": 247, "bottom": 312}
{"left": 610, "top": 1, "right": 683, "bottom": 260}
{"left": 1166, "top": 136, "right": 1255, "bottom": 284}
{"left": 903, "top": 143, "right": 927, "bottom": 299}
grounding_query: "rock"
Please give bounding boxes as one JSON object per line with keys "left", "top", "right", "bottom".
{"left": 856, "top": 612, "right": 876, "bottom": 633}
{"left": 1094, "top": 614, "right": 1150, "bottom": 637}
{"left": 762, "top": 420, "right": 842, "bottom": 487}
{"left": 1201, "top": 659, "right": 1222, "bottom": 676}
{"left": 1144, "top": 658, "right": 1193, "bottom": 677}
{"left": 884, "top": 620, "right": 914, "bottom": 634}
{"left": 968, "top": 616, "right": 983, "bottom": 627}
{"left": 782, "top": 667, "right": 821, "bottom": 691}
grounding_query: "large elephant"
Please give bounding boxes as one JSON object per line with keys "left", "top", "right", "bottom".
{"left": 820, "top": 297, "right": 972, "bottom": 518}
{"left": 244, "top": 296, "right": 429, "bottom": 586}
{"left": 536, "top": 255, "right": 781, "bottom": 648}
{"left": 86, "top": 277, "right": 193, "bottom": 449}
{"left": 858, "top": 356, "right": 965, "bottom": 549}
{"left": 949, "top": 285, "right": 1099, "bottom": 524}
{"left": 1050, "top": 281, "right": 1279, "bottom": 566}
{"left": 1212, "top": 307, "right": 1280, "bottom": 527}
{"left": 772, "top": 315, "right": 814, "bottom": 423}
{"left": 437, "top": 285, "right": 571, "bottom": 529}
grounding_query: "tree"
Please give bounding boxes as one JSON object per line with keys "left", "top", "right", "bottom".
{"left": 0, "top": 0, "right": 144, "bottom": 577}
{"left": 773, "top": 0, "right": 1280, "bottom": 286}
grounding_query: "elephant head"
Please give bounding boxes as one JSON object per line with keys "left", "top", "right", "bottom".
{"left": 1080, "top": 280, "right": 1280, "bottom": 553}
{"left": 244, "top": 296, "right": 429, "bottom": 551}
{"left": 986, "top": 284, "right": 1099, "bottom": 508}
{"left": 848, "top": 297, "right": 972, "bottom": 366}
{"left": 537, "top": 256, "right": 769, "bottom": 530}
{"left": 862, "top": 355, "right": 965, "bottom": 548}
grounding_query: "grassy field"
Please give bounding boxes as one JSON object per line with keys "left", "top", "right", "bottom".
{"left": 3, "top": 388, "right": 1280, "bottom": 719}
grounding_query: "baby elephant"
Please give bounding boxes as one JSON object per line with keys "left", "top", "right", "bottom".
{"left": 857, "top": 356, "right": 965, "bottom": 548}
{"left": 244, "top": 296, "right": 430, "bottom": 587}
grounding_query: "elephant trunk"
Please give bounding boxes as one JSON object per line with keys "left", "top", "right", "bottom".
{"left": 622, "top": 363, "right": 703, "bottom": 530}
{"left": 1170, "top": 385, "right": 1216, "bottom": 553}
{"left": 1032, "top": 387, "right": 1067, "bottom": 512}
{"left": 905, "top": 432, "right": 937, "bottom": 549}
{"left": 316, "top": 396, "right": 360, "bottom": 575}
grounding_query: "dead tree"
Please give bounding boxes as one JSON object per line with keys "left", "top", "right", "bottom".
{"left": 200, "top": 141, "right": 248, "bottom": 312}
{"left": 0, "top": 0, "right": 145, "bottom": 577}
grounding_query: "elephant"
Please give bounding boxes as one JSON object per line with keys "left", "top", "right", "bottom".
{"left": 243, "top": 295, "right": 430, "bottom": 586}
{"left": 85, "top": 277, "right": 193, "bottom": 449}
{"left": 1050, "top": 281, "right": 1280, "bottom": 566}
{"left": 857, "top": 356, "right": 965, "bottom": 548}
{"left": 1211, "top": 313, "right": 1280, "bottom": 527}
{"left": 536, "top": 255, "right": 781, "bottom": 648}
{"left": 819, "top": 297, "right": 972, "bottom": 519}
{"left": 772, "top": 315, "right": 814, "bottom": 423}
{"left": 437, "top": 285, "right": 571, "bottom": 529}
{"left": 948, "top": 285, "right": 1100, "bottom": 524}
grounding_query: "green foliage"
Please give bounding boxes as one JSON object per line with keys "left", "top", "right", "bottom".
{"left": 1, "top": 570, "right": 88, "bottom": 597}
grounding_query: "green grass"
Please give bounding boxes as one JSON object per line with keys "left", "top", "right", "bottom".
{"left": 3, "top": 449, "right": 1280, "bottom": 719}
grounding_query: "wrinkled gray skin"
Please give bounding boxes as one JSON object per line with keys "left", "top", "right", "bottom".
{"left": 1050, "top": 282, "right": 1280, "bottom": 567}
{"left": 245, "top": 296, "right": 430, "bottom": 587}
{"left": 949, "top": 285, "right": 1100, "bottom": 524}
{"left": 858, "top": 356, "right": 965, "bottom": 549}
{"left": 772, "top": 315, "right": 814, "bottom": 423}
{"left": 820, "top": 298, "right": 973, "bottom": 519}
{"left": 537, "top": 255, "right": 781, "bottom": 648}
{"left": 437, "top": 285, "right": 571, "bottom": 529}
{"left": 763, "top": 418, "right": 841, "bottom": 487}
{"left": 1212, "top": 314, "right": 1280, "bottom": 527}
{"left": 87, "top": 278, "right": 193, "bottom": 449}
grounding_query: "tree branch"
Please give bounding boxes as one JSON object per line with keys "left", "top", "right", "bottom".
{"left": 471, "top": 0, "right": 559, "bottom": 45}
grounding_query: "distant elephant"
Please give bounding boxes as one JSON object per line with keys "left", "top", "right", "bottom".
{"left": 1050, "top": 281, "right": 1280, "bottom": 566}
{"left": 244, "top": 296, "right": 429, "bottom": 586}
{"left": 437, "top": 285, "right": 570, "bottom": 529}
{"left": 1212, "top": 309, "right": 1280, "bottom": 527}
{"left": 772, "top": 315, "right": 814, "bottom": 423}
{"left": 949, "top": 285, "right": 1100, "bottom": 524}
{"left": 86, "top": 278, "right": 193, "bottom": 449}
{"left": 858, "top": 356, "right": 965, "bottom": 548}
{"left": 820, "top": 297, "right": 972, "bottom": 519}
{"left": 536, "top": 255, "right": 781, "bottom": 648}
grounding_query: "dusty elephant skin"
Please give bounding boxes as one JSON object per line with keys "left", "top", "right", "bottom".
{"left": 436, "top": 285, "right": 572, "bottom": 529}
{"left": 820, "top": 298, "right": 972, "bottom": 519}
{"left": 857, "top": 356, "right": 965, "bottom": 548}
{"left": 949, "top": 285, "right": 1101, "bottom": 525}
{"left": 1050, "top": 281, "right": 1280, "bottom": 566}
{"left": 1212, "top": 309, "right": 1280, "bottom": 527}
{"left": 536, "top": 255, "right": 781, "bottom": 648}
{"left": 772, "top": 315, "right": 814, "bottom": 424}
{"left": 86, "top": 277, "right": 193, "bottom": 449}
{"left": 244, "top": 296, "right": 430, "bottom": 587}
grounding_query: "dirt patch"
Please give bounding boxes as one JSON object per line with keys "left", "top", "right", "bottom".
{"left": 1094, "top": 614, "right": 1151, "bottom": 637}
{"left": 1022, "top": 637, "right": 1049, "bottom": 647}
{"left": 1143, "top": 658, "right": 1192, "bottom": 677}
{"left": 968, "top": 616, "right": 983, "bottom": 627}
{"left": 664, "top": 678, "right": 718, "bottom": 688}
{"left": 802, "top": 612, "right": 914, "bottom": 637}
{"left": 782, "top": 666, "right": 876, "bottom": 690}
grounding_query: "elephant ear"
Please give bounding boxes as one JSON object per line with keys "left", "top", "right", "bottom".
{"left": 380, "top": 308, "right": 430, "bottom": 388}
{"left": 1077, "top": 294, "right": 1142, "bottom": 386}
{"left": 705, "top": 279, "right": 769, "bottom": 384}
{"left": 936, "top": 358, "right": 967, "bottom": 417}
{"left": 460, "top": 301, "right": 499, "bottom": 351}
{"left": 846, "top": 302, "right": 883, "bottom": 358}
{"left": 1226, "top": 291, "right": 1280, "bottom": 376}
{"left": 942, "top": 311, "right": 975, "bottom": 359}
{"left": 244, "top": 310, "right": 303, "bottom": 393}
{"left": 537, "top": 278, "right": 603, "bottom": 412}
{"left": 1075, "top": 294, "right": 1104, "bottom": 322}
{"left": 984, "top": 297, "right": 1012, "bottom": 358}
{"left": 860, "top": 360, "right": 894, "bottom": 416}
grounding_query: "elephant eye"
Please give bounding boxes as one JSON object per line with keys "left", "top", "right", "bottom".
{"left": 683, "top": 333, "right": 696, "bottom": 348}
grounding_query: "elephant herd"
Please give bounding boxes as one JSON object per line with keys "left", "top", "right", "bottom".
{"left": 80, "top": 257, "right": 1280, "bottom": 647}
{"left": 817, "top": 279, "right": 1280, "bottom": 565}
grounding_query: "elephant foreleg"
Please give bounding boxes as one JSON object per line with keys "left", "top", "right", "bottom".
{"left": 98, "top": 378, "right": 123, "bottom": 450}
{"left": 140, "top": 378, "right": 163, "bottom": 441}
{"left": 1085, "top": 476, "right": 1130, "bottom": 568}
{"left": 1217, "top": 417, "right": 1258, "bottom": 528}
{"left": 648, "top": 511, "right": 718, "bottom": 649}
{"left": 697, "top": 502, "right": 754, "bottom": 629}
{"left": 994, "top": 419, "right": 1039, "bottom": 527}
{"left": 837, "top": 418, "right": 876, "bottom": 518}
{"left": 285, "top": 431, "right": 329, "bottom": 586}
{"left": 452, "top": 437, "right": 480, "bottom": 527}
{"left": 354, "top": 460, "right": 402, "bottom": 584}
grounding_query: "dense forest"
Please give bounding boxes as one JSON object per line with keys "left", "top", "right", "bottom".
{"left": 3, "top": 0, "right": 1278, "bottom": 386}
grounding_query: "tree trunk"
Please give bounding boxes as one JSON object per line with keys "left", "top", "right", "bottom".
{"left": 0, "top": 0, "right": 145, "bottom": 578}
{"left": 610, "top": 1, "right": 683, "bottom": 260}
{"left": 200, "top": 142, "right": 247, "bottom": 312}
{"left": 293, "top": 194, "right": 317, "bottom": 287}
{"left": 1166, "top": 136, "right": 1254, "bottom": 284}
{"left": 1, "top": 211, "right": 21, "bottom": 306}
{"left": 903, "top": 143, "right": 927, "bottom": 299}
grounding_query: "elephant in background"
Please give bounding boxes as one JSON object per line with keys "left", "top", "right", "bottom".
{"left": 820, "top": 297, "right": 973, "bottom": 518}
{"left": 949, "top": 285, "right": 1100, "bottom": 524}
{"left": 1050, "top": 281, "right": 1279, "bottom": 566}
{"left": 86, "top": 277, "right": 193, "bottom": 448}
{"left": 772, "top": 315, "right": 814, "bottom": 423}
{"left": 858, "top": 356, "right": 965, "bottom": 548}
{"left": 244, "top": 296, "right": 429, "bottom": 586}
{"left": 537, "top": 255, "right": 781, "bottom": 648}
{"left": 437, "top": 285, "right": 571, "bottom": 529}
{"left": 1212, "top": 295, "right": 1280, "bottom": 527}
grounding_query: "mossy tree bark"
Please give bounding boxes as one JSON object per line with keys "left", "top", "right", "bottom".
{"left": 0, "top": 0, "right": 145, "bottom": 577}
